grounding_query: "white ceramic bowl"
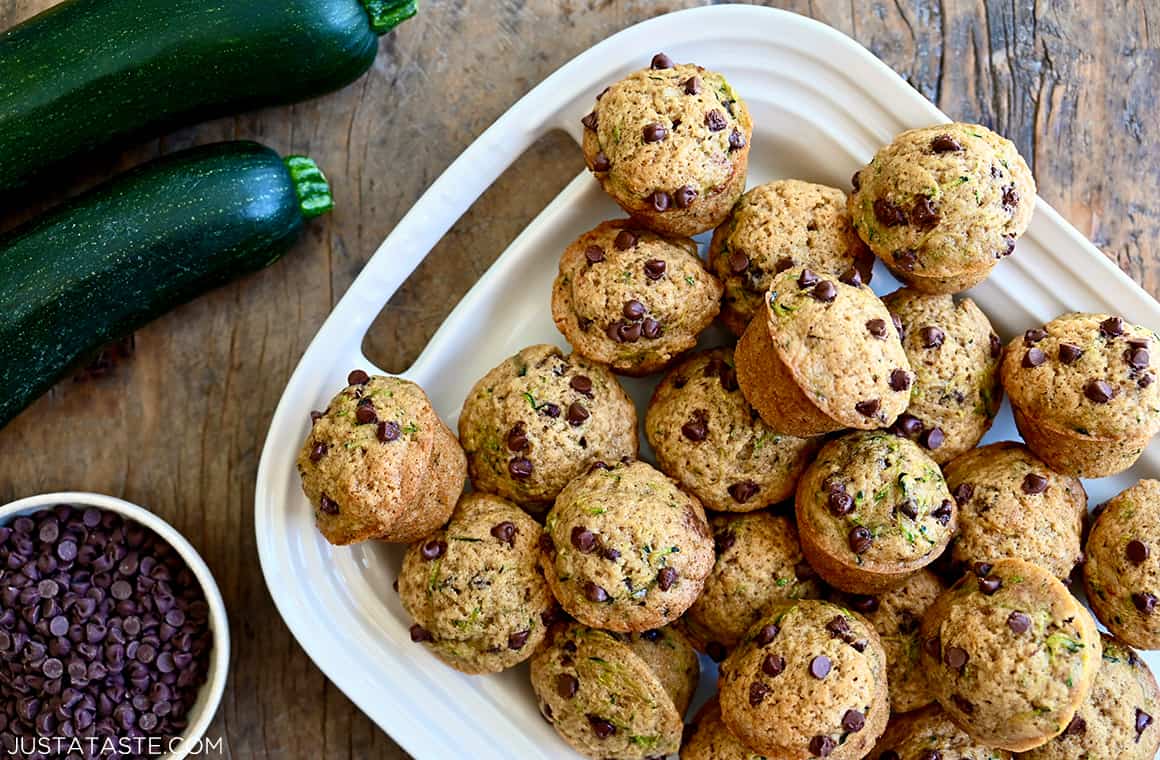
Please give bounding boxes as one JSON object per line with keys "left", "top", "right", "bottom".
{"left": 0, "top": 492, "right": 230, "bottom": 760}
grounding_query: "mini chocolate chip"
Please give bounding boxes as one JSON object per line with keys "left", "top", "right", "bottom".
{"left": 866, "top": 318, "right": 888, "bottom": 339}
{"left": 310, "top": 410, "right": 323, "bottom": 425}
{"left": 505, "top": 630, "right": 530, "bottom": 650}
{"left": 728, "top": 129, "right": 746, "bottom": 150}
{"left": 715, "top": 531, "right": 736, "bottom": 554}
{"left": 809, "top": 655, "right": 832, "bottom": 679}
{"left": 920, "top": 326, "right": 945, "bottom": 348}
{"left": 922, "top": 427, "right": 945, "bottom": 450}
{"left": 760, "top": 653, "right": 786, "bottom": 678}
{"left": 1127, "top": 347, "right": 1150, "bottom": 370}
{"left": 812, "top": 280, "right": 837, "bottom": 302}
{"left": 1141, "top": 373, "right": 1155, "bottom": 388}
{"left": 978, "top": 575, "right": 1002, "bottom": 595}
{"left": 894, "top": 413, "right": 924, "bottom": 438}
{"left": 798, "top": 269, "right": 819, "bottom": 288}
{"left": 972, "top": 561, "right": 994, "bottom": 577}
{"left": 420, "top": 540, "right": 446, "bottom": 561}
{"left": 848, "top": 526, "right": 873, "bottom": 554}
{"left": 775, "top": 256, "right": 794, "bottom": 273}
{"left": 592, "top": 152, "right": 610, "bottom": 171}
{"left": 566, "top": 401, "right": 589, "bottom": 426}
{"left": 509, "top": 457, "right": 534, "bottom": 479}
{"left": 490, "top": 522, "right": 517, "bottom": 546}
{"left": 1101, "top": 316, "right": 1125, "bottom": 338}
{"left": 1084, "top": 379, "right": 1115, "bottom": 403}
{"left": 641, "top": 318, "right": 662, "bottom": 339}
{"left": 683, "top": 76, "right": 701, "bottom": 94}
{"left": 1064, "top": 715, "right": 1087, "bottom": 736}
{"left": 828, "top": 490, "right": 854, "bottom": 516}
{"left": 855, "top": 399, "right": 880, "bottom": 418}
{"left": 1023, "top": 347, "right": 1046, "bottom": 368}
{"left": 910, "top": 196, "right": 940, "bottom": 229}
{"left": 728, "top": 252, "right": 750, "bottom": 274}
{"left": 1133, "top": 592, "right": 1157, "bottom": 614}
{"left": 1002, "top": 184, "right": 1019, "bottom": 212}
{"left": 919, "top": 752, "right": 942, "bottom": 760}
{"left": 584, "top": 245, "right": 605, "bottom": 264}
{"left": 809, "top": 736, "right": 836, "bottom": 757}
{"left": 1007, "top": 611, "right": 1031, "bottom": 634}
{"left": 873, "top": 198, "right": 907, "bottom": 227}
{"left": 728, "top": 481, "right": 759, "bottom": 504}
{"left": 1022, "top": 473, "right": 1049, "bottom": 494}
{"left": 705, "top": 641, "right": 727, "bottom": 662}
{"left": 644, "top": 259, "right": 667, "bottom": 280}
{"left": 556, "top": 673, "right": 578, "bottom": 699}
{"left": 657, "top": 567, "right": 678, "bottom": 591}
{"left": 612, "top": 231, "right": 637, "bottom": 254}
{"left": 931, "top": 134, "right": 963, "bottom": 152}
{"left": 309, "top": 442, "right": 328, "bottom": 462}
{"left": 1136, "top": 708, "right": 1153, "bottom": 737}
{"left": 584, "top": 582, "right": 609, "bottom": 603}
{"left": 642, "top": 123, "right": 667, "bottom": 142}
{"left": 580, "top": 111, "right": 598, "bottom": 130}
{"left": 1001, "top": 235, "right": 1016, "bottom": 257}
{"left": 570, "top": 377, "right": 594, "bottom": 399}
{"left": 944, "top": 646, "right": 969, "bottom": 670}
{"left": 506, "top": 423, "right": 529, "bottom": 452}
{"left": 602, "top": 546, "right": 620, "bottom": 561}
{"left": 650, "top": 52, "right": 674, "bottom": 69}
{"left": 375, "top": 420, "right": 401, "bottom": 443}
{"left": 673, "top": 184, "right": 698, "bottom": 209}
{"left": 682, "top": 411, "right": 709, "bottom": 442}
{"left": 748, "top": 681, "right": 770, "bottom": 707}
{"left": 543, "top": 402, "right": 562, "bottom": 418}
{"left": 894, "top": 248, "right": 918, "bottom": 270}
{"left": 588, "top": 715, "right": 615, "bottom": 738}
{"left": 841, "top": 709, "right": 865, "bottom": 733}
{"left": 1025, "top": 328, "right": 1048, "bottom": 344}
{"left": 319, "top": 494, "right": 339, "bottom": 515}
{"left": 1059, "top": 342, "right": 1083, "bottom": 363}
{"left": 347, "top": 369, "right": 370, "bottom": 385}
{"left": 990, "top": 333, "right": 1002, "bottom": 358}
{"left": 571, "top": 527, "right": 598, "bottom": 554}
{"left": 409, "top": 624, "right": 431, "bottom": 643}
{"left": 755, "top": 624, "right": 780, "bottom": 646}
{"left": 889, "top": 369, "right": 911, "bottom": 392}
{"left": 1127, "top": 540, "right": 1151, "bottom": 564}
{"left": 932, "top": 500, "right": 953, "bottom": 526}
{"left": 354, "top": 404, "right": 377, "bottom": 425}
{"left": 953, "top": 483, "right": 975, "bottom": 505}
{"left": 826, "top": 615, "right": 851, "bottom": 638}
{"left": 839, "top": 268, "right": 862, "bottom": 287}
{"left": 897, "top": 499, "right": 919, "bottom": 520}
{"left": 851, "top": 170, "right": 862, "bottom": 190}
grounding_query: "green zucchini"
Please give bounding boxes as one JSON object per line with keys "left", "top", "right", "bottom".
{"left": 0, "top": 0, "right": 416, "bottom": 191}
{"left": 0, "top": 140, "right": 333, "bottom": 428}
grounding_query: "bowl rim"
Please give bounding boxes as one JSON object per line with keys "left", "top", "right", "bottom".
{"left": 0, "top": 491, "right": 230, "bottom": 760}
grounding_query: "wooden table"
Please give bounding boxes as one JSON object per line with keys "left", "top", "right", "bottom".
{"left": 1, "top": 1, "right": 1156, "bottom": 757}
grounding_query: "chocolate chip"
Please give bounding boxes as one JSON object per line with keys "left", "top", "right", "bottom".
{"left": 1141, "top": 373, "right": 1155, "bottom": 388}
{"left": 910, "top": 196, "right": 940, "bottom": 229}
{"left": 775, "top": 256, "right": 794, "bottom": 273}
{"left": 644, "top": 259, "right": 667, "bottom": 280}
{"left": 1059, "top": 342, "right": 1083, "bottom": 364}
{"left": 919, "top": 752, "right": 942, "bottom": 760}
{"left": 538, "top": 533, "right": 556, "bottom": 555}
{"left": 642, "top": 123, "right": 667, "bottom": 142}
{"left": 308, "top": 442, "right": 328, "bottom": 462}
{"left": 920, "top": 325, "right": 945, "bottom": 348}
{"left": 702, "top": 109, "right": 727, "bottom": 132}
{"left": 953, "top": 694, "right": 975, "bottom": 714}
{"left": 728, "top": 481, "right": 759, "bottom": 504}
{"left": 682, "top": 411, "right": 709, "bottom": 442}
{"left": 490, "top": 522, "right": 517, "bottom": 546}
{"left": 848, "top": 527, "right": 873, "bottom": 554}
{"left": 1136, "top": 708, "right": 1153, "bottom": 737}
{"left": 584, "top": 582, "right": 609, "bottom": 603}
{"left": 508, "top": 457, "right": 533, "bottom": 479}
{"left": 873, "top": 198, "right": 907, "bottom": 227}
{"left": 1001, "top": 235, "right": 1016, "bottom": 257}
{"left": 826, "top": 615, "right": 851, "bottom": 639}
{"left": 894, "top": 413, "right": 924, "bottom": 438}
{"left": 755, "top": 624, "right": 780, "bottom": 646}
{"left": 812, "top": 280, "right": 837, "bottom": 302}
{"left": 889, "top": 369, "right": 911, "bottom": 392}
{"left": 990, "top": 333, "right": 1002, "bottom": 358}
{"left": 650, "top": 52, "right": 674, "bottom": 69}
{"left": 1002, "top": 184, "right": 1019, "bottom": 212}
{"left": 581, "top": 111, "right": 598, "bottom": 130}
{"left": 319, "top": 494, "right": 339, "bottom": 515}
{"left": 922, "top": 427, "right": 945, "bottom": 450}
{"left": 347, "top": 369, "right": 370, "bottom": 385}
{"left": 897, "top": 499, "right": 919, "bottom": 520}
{"left": 923, "top": 636, "right": 941, "bottom": 658}
{"left": 505, "top": 422, "right": 529, "bottom": 452}
{"left": 855, "top": 399, "right": 880, "bottom": 418}
{"left": 556, "top": 673, "right": 578, "bottom": 699}
{"left": 715, "top": 531, "right": 736, "bottom": 554}
{"left": 1133, "top": 592, "right": 1157, "bottom": 614}
{"left": 409, "top": 624, "right": 432, "bottom": 642}
{"left": 1101, "top": 316, "right": 1125, "bottom": 338}
{"left": 1007, "top": 611, "right": 1031, "bottom": 634}
{"left": 584, "top": 245, "right": 605, "bottom": 264}
{"left": 657, "top": 567, "right": 678, "bottom": 591}
{"left": 1022, "top": 473, "right": 1049, "bottom": 494}
{"left": 1023, "top": 347, "right": 1046, "bottom": 368}
{"left": 354, "top": 404, "right": 377, "bottom": 425}
{"left": 1084, "top": 379, "right": 1115, "bottom": 403}
{"left": 641, "top": 318, "right": 662, "bottom": 339}
{"left": 972, "top": 561, "right": 994, "bottom": 578}
{"left": 728, "top": 252, "right": 750, "bottom": 274}
{"left": 798, "top": 269, "right": 819, "bottom": 288}
{"left": 865, "top": 318, "right": 888, "bottom": 339}
{"left": 944, "top": 646, "right": 969, "bottom": 670}
{"left": 809, "top": 655, "right": 832, "bottom": 679}
{"left": 728, "top": 129, "right": 746, "bottom": 151}
{"left": 1126, "top": 347, "right": 1150, "bottom": 371}
{"left": 1061, "top": 714, "right": 1087, "bottom": 737}
{"left": 705, "top": 641, "right": 727, "bottom": 662}
{"left": 669, "top": 185, "right": 698, "bottom": 210}
{"left": 932, "top": 500, "right": 953, "bottom": 526}
{"left": 930, "top": 134, "right": 963, "bottom": 152}
{"left": 953, "top": 483, "right": 974, "bottom": 505}
{"left": 310, "top": 410, "right": 324, "bottom": 426}
{"left": 748, "top": 681, "right": 770, "bottom": 706}
{"left": 592, "top": 152, "right": 610, "bottom": 172}
{"left": 978, "top": 575, "right": 1002, "bottom": 595}
{"left": 602, "top": 546, "right": 620, "bottom": 562}
{"left": 570, "top": 376, "right": 593, "bottom": 397}
{"left": 841, "top": 709, "right": 865, "bottom": 733}
{"left": 420, "top": 540, "right": 446, "bottom": 561}
{"left": 1024, "top": 328, "right": 1047, "bottom": 344}
{"left": 828, "top": 489, "right": 854, "bottom": 516}
{"left": 588, "top": 714, "right": 615, "bottom": 738}
{"left": 1127, "top": 540, "right": 1150, "bottom": 564}
{"left": 894, "top": 248, "right": 918, "bottom": 270}
{"left": 809, "top": 736, "right": 836, "bottom": 757}
{"left": 851, "top": 170, "right": 862, "bottom": 190}
{"left": 571, "top": 527, "right": 598, "bottom": 554}
{"left": 566, "top": 401, "right": 589, "bottom": 427}
{"left": 683, "top": 76, "right": 701, "bottom": 95}
{"left": 839, "top": 267, "right": 863, "bottom": 287}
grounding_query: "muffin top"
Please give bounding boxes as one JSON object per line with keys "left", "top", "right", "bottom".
{"left": 551, "top": 220, "right": 722, "bottom": 375}
{"left": 457, "top": 344, "right": 637, "bottom": 507}
{"left": 397, "top": 492, "right": 552, "bottom": 674}
{"left": 1000, "top": 312, "right": 1160, "bottom": 440}
{"left": 762, "top": 266, "right": 913, "bottom": 428}
{"left": 645, "top": 347, "right": 819, "bottom": 512}
{"left": 942, "top": 441, "right": 1086, "bottom": 580}
{"left": 919, "top": 558, "right": 1101, "bottom": 752}
{"left": 541, "top": 459, "right": 715, "bottom": 632}
{"left": 1020, "top": 635, "right": 1160, "bottom": 760}
{"left": 848, "top": 122, "right": 1035, "bottom": 280}
{"left": 871, "top": 705, "right": 1013, "bottom": 760}
{"left": 580, "top": 56, "right": 751, "bottom": 210}
{"left": 681, "top": 511, "right": 826, "bottom": 655}
{"left": 718, "top": 599, "right": 889, "bottom": 760}
{"left": 709, "top": 180, "right": 873, "bottom": 335}
{"left": 882, "top": 289, "right": 1002, "bottom": 463}
{"left": 796, "top": 431, "right": 956, "bottom": 576}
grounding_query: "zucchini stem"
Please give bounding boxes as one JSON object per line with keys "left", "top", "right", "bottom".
{"left": 361, "top": 0, "right": 418, "bottom": 35}
{"left": 284, "top": 156, "right": 335, "bottom": 220}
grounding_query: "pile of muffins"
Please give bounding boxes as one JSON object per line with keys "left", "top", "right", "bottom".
{"left": 295, "top": 53, "right": 1160, "bottom": 760}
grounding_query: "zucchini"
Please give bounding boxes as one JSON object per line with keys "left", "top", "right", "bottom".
{"left": 0, "top": 140, "right": 333, "bottom": 428}
{"left": 0, "top": 0, "right": 416, "bottom": 191}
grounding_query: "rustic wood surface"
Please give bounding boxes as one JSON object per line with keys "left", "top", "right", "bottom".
{"left": 0, "top": 1, "right": 1156, "bottom": 757}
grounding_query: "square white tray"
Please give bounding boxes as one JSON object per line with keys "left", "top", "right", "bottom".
{"left": 255, "top": 6, "right": 1160, "bottom": 758}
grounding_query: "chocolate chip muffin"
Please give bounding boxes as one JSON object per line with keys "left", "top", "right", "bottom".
{"left": 870, "top": 705, "right": 1013, "bottom": 759}
{"left": 679, "top": 511, "right": 826, "bottom": 659}
{"left": 297, "top": 372, "right": 465, "bottom": 545}
{"left": 881, "top": 289, "right": 1003, "bottom": 463}
{"left": 1000, "top": 313, "right": 1160, "bottom": 477}
{"left": 795, "top": 431, "right": 956, "bottom": 595}
{"left": 457, "top": 344, "right": 638, "bottom": 509}
{"left": 580, "top": 53, "right": 752, "bottom": 237}
{"left": 941, "top": 442, "right": 1086, "bottom": 581}
{"left": 848, "top": 122, "right": 1036, "bottom": 293}
{"left": 552, "top": 220, "right": 723, "bottom": 377}
{"left": 398, "top": 492, "right": 552, "bottom": 674}
{"left": 531, "top": 623, "right": 696, "bottom": 759}
{"left": 707, "top": 180, "right": 874, "bottom": 336}
{"left": 736, "top": 266, "right": 913, "bottom": 437}
{"left": 836, "top": 569, "right": 946, "bottom": 714}
{"left": 1020, "top": 634, "right": 1160, "bottom": 760}
{"left": 919, "top": 558, "right": 1102, "bottom": 752}
{"left": 1084, "top": 479, "right": 1160, "bottom": 649}
{"left": 680, "top": 698, "right": 760, "bottom": 760}
{"left": 645, "top": 348, "right": 820, "bottom": 512}
{"left": 717, "top": 599, "right": 890, "bottom": 759}
{"left": 541, "top": 459, "right": 715, "bottom": 632}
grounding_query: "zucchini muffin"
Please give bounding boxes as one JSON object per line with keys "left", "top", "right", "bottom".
{"left": 1000, "top": 312, "right": 1160, "bottom": 477}
{"left": 707, "top": 180, "right": 874, "bottom": 336}
{"left": 531, "top": 623, "right": 697, "bottom": 759}
{"left": 1084, "top": 479, "right": 1160, "bottom": 649}
{"left": 580, "top": 53, "right": 752, "bottom": 237}
{"left": 919, "top": 558, "right": 1102, "bottom": 752}
{"left": 541, "top": 459, "right": 715, "bottom": 632}
{"left": 882, "top": 288, "right": 1003, "bottom": 463}
{"left": 457, "top": 344, "right": 637, "bottom": 509}
{"left": 551, "top": 220, "right": 723, "bottom": 376}
{"left": 1020, "top": 634, "right": 1160, "bottom": 760}
{"left": 870, "top": 705, "right": 1012, "bottom": 760}
{"left": 398, "top": 492, "right": 552, "bottom": 674}
{"left": 848, "top": 122, "right": 1036, "bottom": 293}
{"left": 735, "top": 266, "right": 913, "bottom": 437}
{"left": 297, "top": 371, "right": 465, "bottom": 545}
{"left": 717, "top": 600, "right": 890, "bottom": 759}
{"left": 942, "top": 442, "right": 1086, "bottom": 581}
{"left": 679, "top": 511, "right": 826, "bottom": 659}
{"left": 795, "top": 431, "right": 956, "bottom": 594}
{"left": 680, "top": 698, "right": 762, "bottom": 760}
{"left": 836, "top": 569, "right": 946, "bottom": 713}
{"left": 645, "top": 348, "right": 820, "bottom": 512}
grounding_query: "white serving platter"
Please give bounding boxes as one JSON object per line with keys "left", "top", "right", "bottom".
{"left": 255, "top": 5, "right": 1160, "bottom": 758}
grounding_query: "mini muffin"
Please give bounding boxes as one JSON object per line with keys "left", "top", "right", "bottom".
{"left": 297, "top": 372, "right": 465, "bottom": 545}
{"left": 457, "top": 344, "right": 637, "bottom": 508}
{"left": 680, "top": 511, "right": 826, "bottom": 658}
{"left": 531, "top": 623, "right": 696, "bottom": 759}
{"left": 870, "top": 705, "right": 1013, "bottom": 759}
{"left": 398, "top": 492, "right": 552, "bottom": 674}
{"left": 1000, "top": 313, "right": 1160, "bottom": 477}
{"left": 646, "top": 348, "right": 820, "bottom": 512}
{"left": 541, "top": 459, "right": 715, "bottom": 632}
{"left": 717, "top": 599, "right": 890, "bottom": 759}
{"left": 707, "top": 180, "right": 874, "bottom": 335}
{"left": 795, "top": 431, "right": 956, "bottom": 594}
{"left": 919, "top": 558, "right": 1102, "bottom": 752}
{"left": 1084, "top": 479, "right": 1160, "bottom": 649}
{"left": 580, "top": 53, "right": 752, "bottom": 237}
{"left": 680, "top": 698, "right": 759, "bottom": 760}
{"left": 1020, "top": 634, "right": 1160, "bottom": 760}
{"left": 882, "top": 289, "right": 1003, "bottom": 463}
{"left": 848, "top": 122, "right": 1036, "bottom": 293}
{"left": 552, "top": 221, "right": 723, "bottom": 376}
{"left": 736, "top": 266, "right": 913, "bottom": 437}
{"left": 837, "top": 569, "right": 946, "bottom": 713}
{"left": 942, "top": 442, "right": 1086, "bottom": 581}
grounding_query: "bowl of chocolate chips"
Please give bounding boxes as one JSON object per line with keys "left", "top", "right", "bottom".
{"left": 0, "top": 492, "right": 229, "bottom": 759}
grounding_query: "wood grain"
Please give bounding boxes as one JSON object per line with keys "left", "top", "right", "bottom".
{"left": 0, "top": 1, "right": 1156, "bottom": 757}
